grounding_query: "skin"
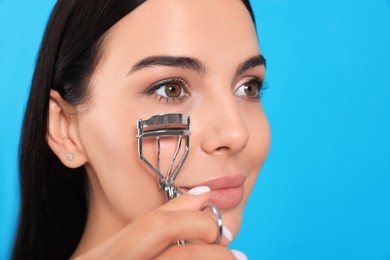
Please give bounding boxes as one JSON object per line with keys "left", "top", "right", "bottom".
{"left": 47, "top": 0, "right": 270, "bottom": 258}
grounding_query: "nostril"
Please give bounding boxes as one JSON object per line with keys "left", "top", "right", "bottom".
{"left": 215, "top": 146, "right": 230, "bottom": 152}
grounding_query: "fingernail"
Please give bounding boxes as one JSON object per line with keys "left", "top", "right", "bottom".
{"left": 230, "top": 250, "right": 248, "bottom": 260}
{"left": 188, "top": 186, "right": 211, "bottom": 195}
{"left": 223, "top": 225, "right": 233, "bottom": 242}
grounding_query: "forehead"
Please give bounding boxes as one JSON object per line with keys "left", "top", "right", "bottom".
{"left": 99, "top": 0, "right": 259, "bottom": 72}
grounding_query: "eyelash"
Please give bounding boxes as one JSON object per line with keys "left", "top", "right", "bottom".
{"left": 261, "top": 80, "right": 269, "bottom": 99}
{"left": 145, "top": 76, "right": 268, "bottom": 103}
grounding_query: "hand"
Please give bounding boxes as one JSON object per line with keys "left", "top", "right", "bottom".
{"left": 74, "top": 186, "right": 246, "bottom": 259}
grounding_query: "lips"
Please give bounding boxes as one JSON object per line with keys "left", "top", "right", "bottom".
{"left": 199, "top": 175, "right": 246, "bottom": 209}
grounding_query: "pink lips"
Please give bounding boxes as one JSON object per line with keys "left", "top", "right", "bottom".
{"left": 200, "top": 175, "right": 246, "bottom": 209}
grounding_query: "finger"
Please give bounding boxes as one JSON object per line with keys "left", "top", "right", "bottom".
{"left": 154, "top": 244, "right": 237, "bottom": 260}
{"left": 152, "top": 210, "right": 229, "bottom": 245}
{"left": 106, "top": 209, "right": 229, "bottom": 259}
{"left": 160, "top": 186, "right": 211, "bottom": 211}
{"left": 76, "top": 186, "right": 224, "bottom": 259}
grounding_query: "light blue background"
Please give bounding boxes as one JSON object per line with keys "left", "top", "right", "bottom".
{"left": 1, "top": 1, "right": 389, "bottom": 259}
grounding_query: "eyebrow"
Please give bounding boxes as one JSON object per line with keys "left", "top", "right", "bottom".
{"left": 128, "top": 54, "right": 266, "bottom": 76}
{"left": 236, "top": 54, "right": 266, "bottom": 76}
{"left": 128, "top": 55, "right": 206, "bottom": 75}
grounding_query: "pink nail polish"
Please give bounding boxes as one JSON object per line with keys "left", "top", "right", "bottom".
{"left": 223, "top": 225, "right": 233, "bottom": 242}
{"left": 231, "top": 250, "right": 248, "bottom": 260}
{"left": 188, "top": 186, "right": 211, "bottom": 195}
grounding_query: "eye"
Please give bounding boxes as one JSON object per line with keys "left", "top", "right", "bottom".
{"left": 154, "top": 82, "right": 185, "bottom": 98}
{"left": 234, "top": 78, "right": 263, "bottom": 100}
{"left": 146, "top": 77, "right": 189, "bottom": 103}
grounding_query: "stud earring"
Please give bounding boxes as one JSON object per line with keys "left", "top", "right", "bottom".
{"left": 66, "top": 153, "right": 74, "bottom": 161}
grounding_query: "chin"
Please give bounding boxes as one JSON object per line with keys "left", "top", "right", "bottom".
{"left": 223, "top": 181, "right": 254, "bottom": 241}
{"left": 220, "top": 203, "right": 245, "bottom": 243}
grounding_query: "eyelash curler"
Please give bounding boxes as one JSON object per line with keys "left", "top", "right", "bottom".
{"left": 137, "top": 113, "right": 190, "bottom": 200}
{"left": 137, "top": 113, "right": 223, "bottom": 245}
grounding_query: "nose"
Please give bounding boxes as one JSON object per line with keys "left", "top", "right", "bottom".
{"left": 198, "top": 94, "right": 249, "bottom": 156}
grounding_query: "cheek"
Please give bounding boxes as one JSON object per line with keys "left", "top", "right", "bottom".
{"left": 77, "top": 107, "right": 167, "bottom": 220}
{"left": 218, "top": 111, "right": 271, "bottom": 237}
{"left": 244, "top": 111, "right": 270, "bottom": 202}
{"left": 245, "top": 108, "right": 271, "bottom": 174}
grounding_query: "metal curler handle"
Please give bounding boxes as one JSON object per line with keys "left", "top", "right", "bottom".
{"left": 159, "top": 179, "right": 182, "bottom": 201}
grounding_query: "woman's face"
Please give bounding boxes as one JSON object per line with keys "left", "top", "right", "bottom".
{"left": 75, "top": 0, "right": 270, "bottom": 241}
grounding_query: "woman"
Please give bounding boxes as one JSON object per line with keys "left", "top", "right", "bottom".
{"left": 13, "top": 0, "right": 270, "bottom": 259}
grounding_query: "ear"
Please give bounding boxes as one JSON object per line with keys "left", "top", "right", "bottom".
{"left": 47, "top": 89, "right": 88, "bottom": 168}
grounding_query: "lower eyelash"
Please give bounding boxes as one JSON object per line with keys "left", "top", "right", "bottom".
{"left": 151, "top": 93, "right": 188, "bottom": 103}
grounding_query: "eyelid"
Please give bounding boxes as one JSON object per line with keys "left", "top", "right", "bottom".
{"left": 234, "top": 76, "right": 264, "bottom": 90}
{"left": 144, "top": 77, "right": 189, "bottom": 94}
